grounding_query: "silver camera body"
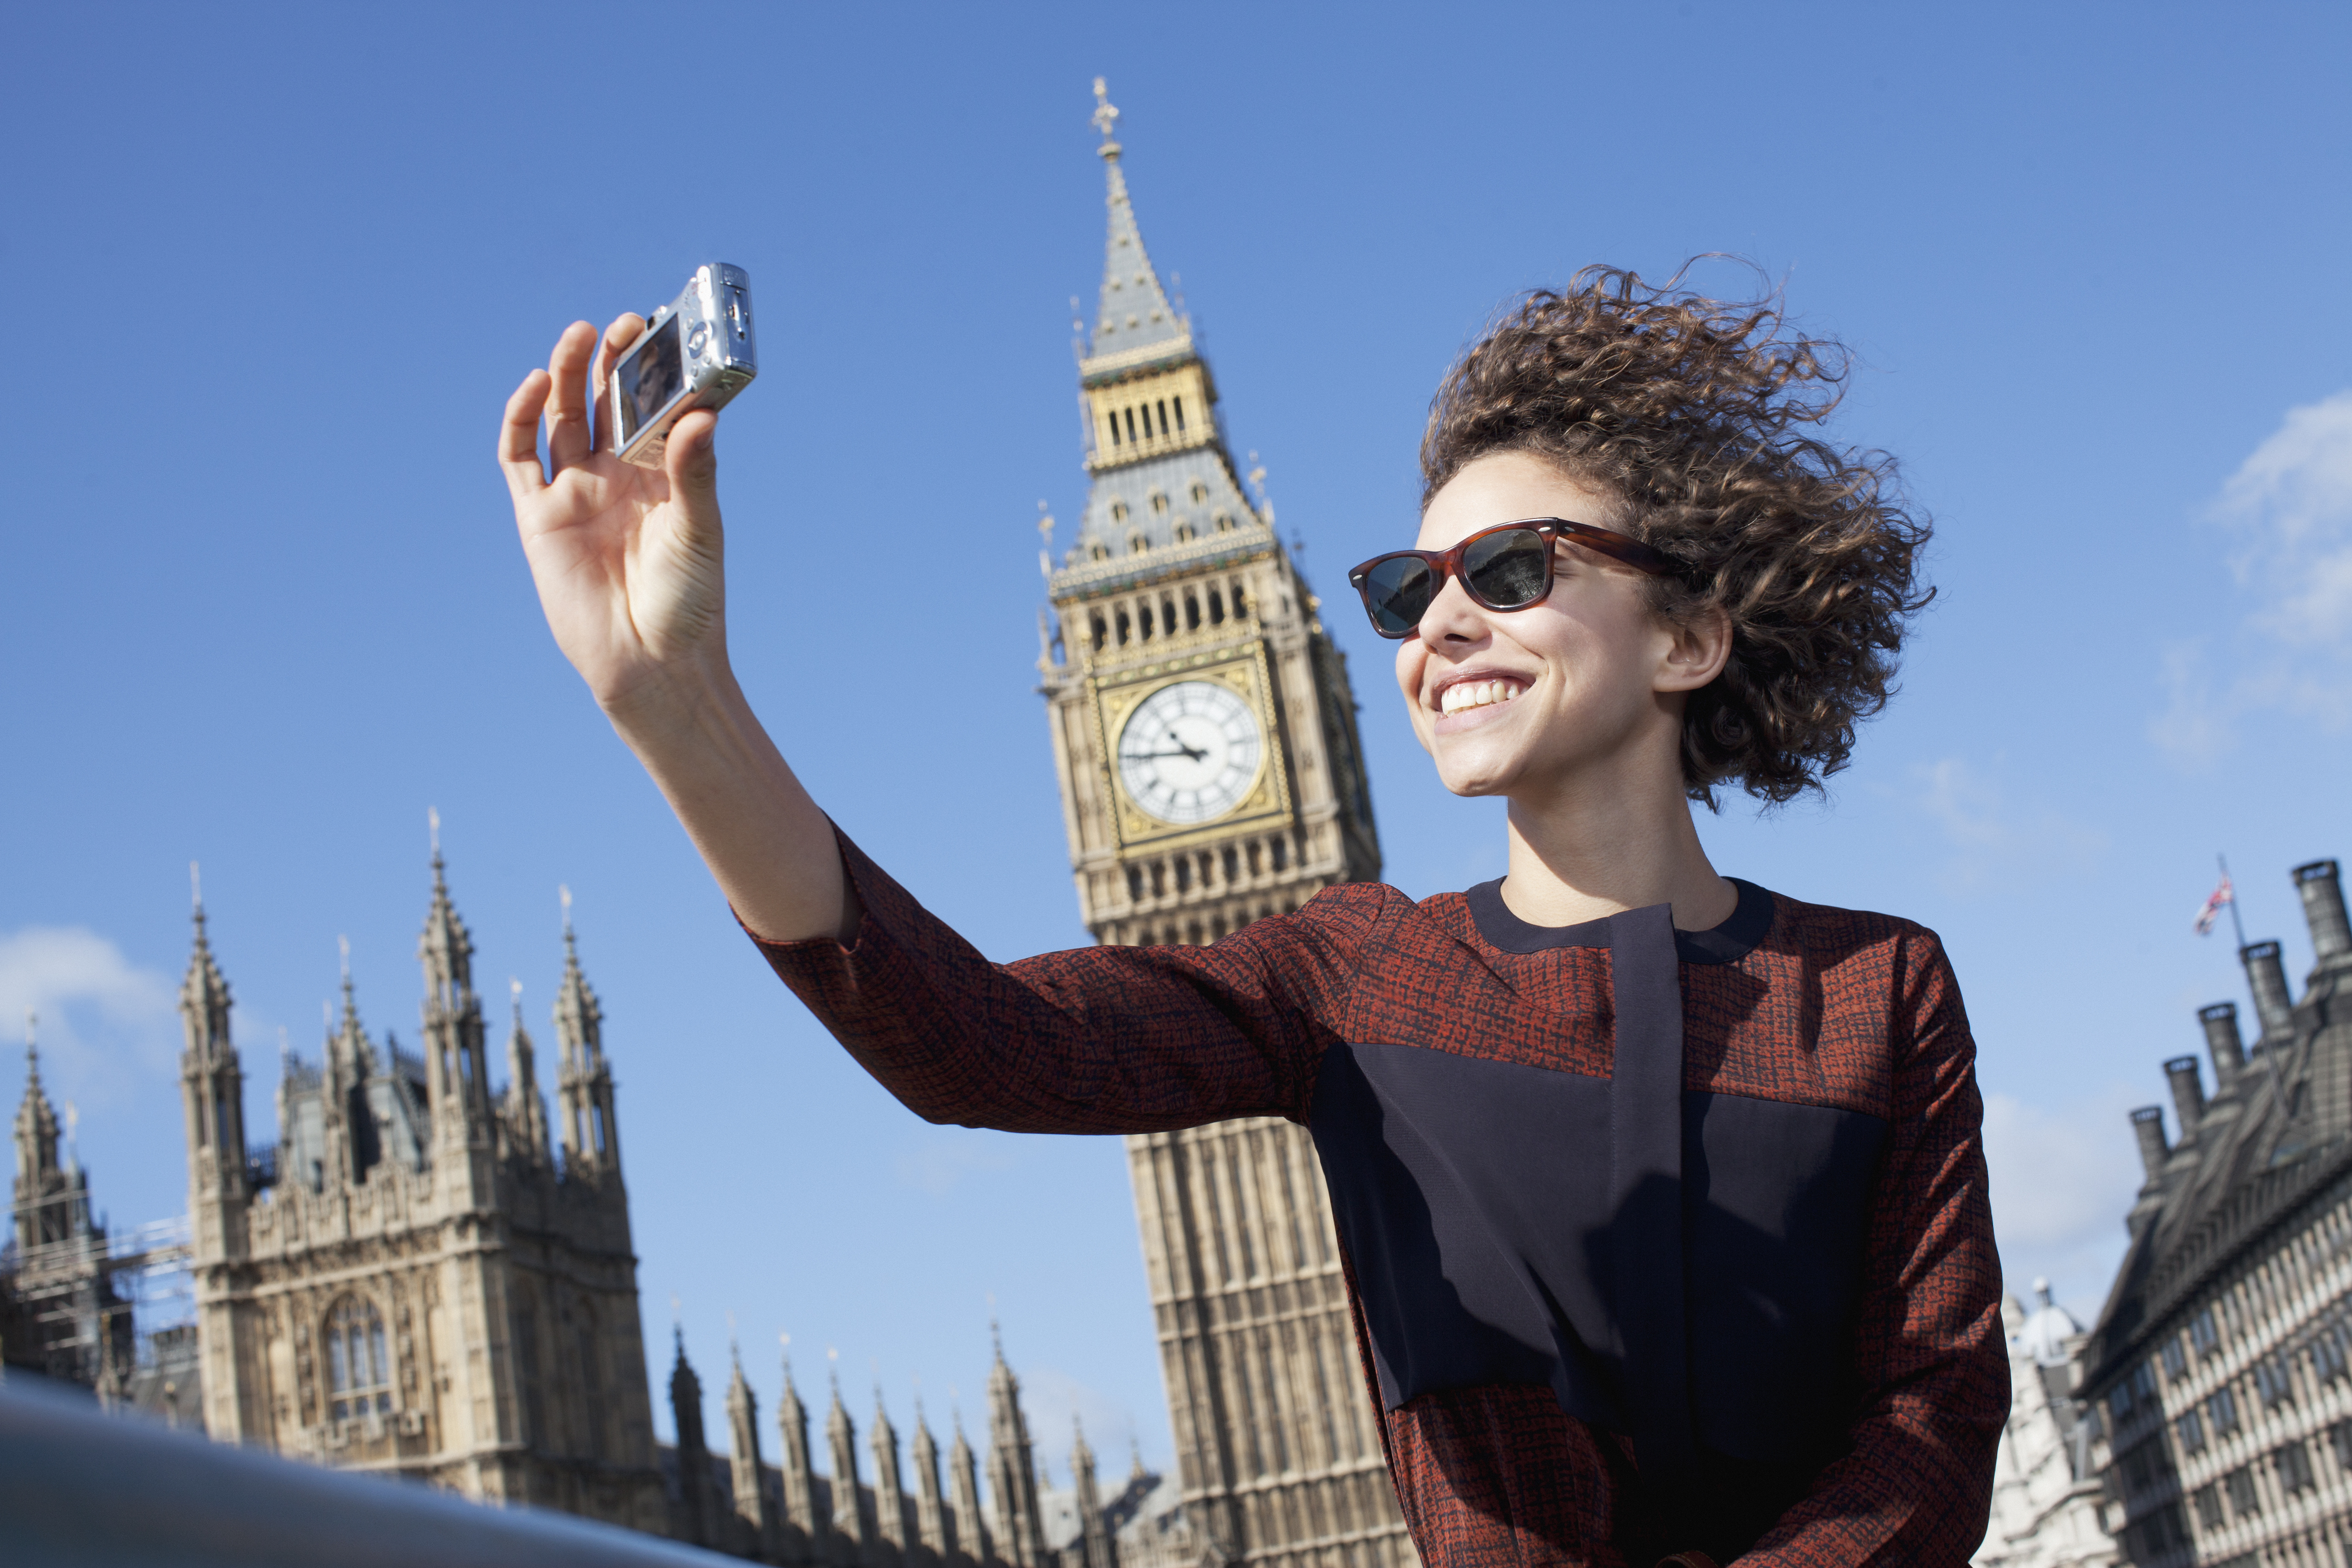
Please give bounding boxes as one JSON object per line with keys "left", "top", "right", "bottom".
{"left": 609, "top": 262, "right": 756, "bottom": 468}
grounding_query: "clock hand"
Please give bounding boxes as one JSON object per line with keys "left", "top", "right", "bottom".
{"left": 1123, "top": 748, "right": 1209, "bottom": 763}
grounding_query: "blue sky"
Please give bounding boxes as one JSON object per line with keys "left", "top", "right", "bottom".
{"left": 5, "top": 1, "right": 2350, "bottom": 1468}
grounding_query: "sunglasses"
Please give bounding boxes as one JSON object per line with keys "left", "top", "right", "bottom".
{"left": 1347, "top": 518, "right": 1678, "bottom": 639}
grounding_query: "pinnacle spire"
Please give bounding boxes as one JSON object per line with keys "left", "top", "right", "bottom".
{"left": 180, "top": 866, "right": 234, "bottom": 1046}
{"left": 1087, "top": 79, "right": 1184, "bottom": 363}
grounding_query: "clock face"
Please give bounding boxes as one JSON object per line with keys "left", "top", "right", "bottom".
{"left": 1116, "top": 680, "right": 1266, "bottom": 825}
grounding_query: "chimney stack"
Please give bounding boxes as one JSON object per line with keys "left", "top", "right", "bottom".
{"left": 2242, "top": 941, "right": 2297, "bottom": 1042}
{"left": 2165, "top": 1055, "right": 2207, "bottom": 1134}
{"left": 2131, "top": 1105, "right": 2170, "bottom": 1180}
{"left": 2201, "top": 1001, "right": 2246, "bottom": 1090}
{"left": 2295, "top": 860, "right": 2352, "bottom": 961}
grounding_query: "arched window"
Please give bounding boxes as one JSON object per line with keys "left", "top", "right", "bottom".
{"left": 1173, "top": 522, "right": 1196, "bottom": 543}
{"left": 1089, "top": 542, "right": 1110, "bottom": 562}
{"left": 1110, "top": 501, "right": 1130, "bottom": 523}
{"left": 1213, "top": 512, "right": 1234, "bottom": 533}
{"left": 1190, "top": 481, "right": 1209, "bottom": 504}
{"left": 1128, "top": 532, "right": 1149, "bottom": 555}
{"left": 326, "top": 1296, "right": 393, "bottom": 1420}
{"left": 1149, "top": 492, "right": 1170, "bottom": 515}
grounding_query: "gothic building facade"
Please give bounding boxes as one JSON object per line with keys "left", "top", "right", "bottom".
{"left": 1033, "top": 84, "right": 1410, "bottom": 1568}
{"left": 2080, "top": 857, "right": 2352, "bottom": 1567}
{"left": 660, "top": 1325, "right": 1146, "bottom": 1568}
{"left": 176, "top": 843, "right": 667, "bottom": 1532}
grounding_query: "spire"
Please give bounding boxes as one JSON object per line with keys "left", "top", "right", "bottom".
{"left": 504, "top": 978, "right": 550, "bottom": 1162}
{"left": 1087, "top": 79, "right": 1184, "bottom": 362}
{"left": 554, "top": 883, "right": 603, "bottom": 1070}
{"left": 15, "top": 1014, "right": 72, "bottom": 1254}
{"left": 180, "top": 862, "right": 233, "bottom": 1055}
{"left": 551, "top": 887, "right": 620, "bottom": 1175}
{"left": 777, "top": 1333, "right": 823, "bottom": 1540}
{"left": 332, "top": 937, "right": 374, "bottom": 1079}
{"left": 16, "top": 1014, "right": 60, "bottom": 1176}
{"left": 671, "top": 1326, "right": 716, "bottom": 1548}
{"left": 828, "top": 1351, "right": 871, "bottom": 1550}
{"left": 419, "top": 808, "right": 475, "bottom": 1001}
{"left": 1073, "top": 1414, "right": 1117, "bottom": 1568}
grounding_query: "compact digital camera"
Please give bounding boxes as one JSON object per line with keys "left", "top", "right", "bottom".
{"left": 609, "top": 263, "right": 757, "bottom": 468}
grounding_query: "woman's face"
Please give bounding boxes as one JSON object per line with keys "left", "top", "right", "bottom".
{"left": 1396, "top": 451, "right": 1698, "bottom": 802}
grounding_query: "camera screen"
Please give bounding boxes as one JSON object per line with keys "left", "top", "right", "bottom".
{"left": 618, "top": 315, "right": 685, "bottom": 444}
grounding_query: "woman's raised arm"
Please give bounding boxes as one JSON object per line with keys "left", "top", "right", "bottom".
{"left": 498, "top": 316, "right": 854, "bottom": 942}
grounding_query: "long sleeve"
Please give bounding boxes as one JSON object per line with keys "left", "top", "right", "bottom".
{"left": 748, "top": 828, "right": 1398, "bottom": 1135}
{"left": 1739, "top": 932, "right": 2008, "bottom": 1566}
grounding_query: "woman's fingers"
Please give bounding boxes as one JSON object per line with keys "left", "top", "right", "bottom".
{"left": 498, "top": 369, "right": 555, "bottom": 504}
{"left": 544, "top": 321, "right": 600, "bottom": 472}
{"left": 664, "top": 407, "right": 720, "bottom": 519}
{"left": 589, "top": 314, "right": 646, "bottom": 455}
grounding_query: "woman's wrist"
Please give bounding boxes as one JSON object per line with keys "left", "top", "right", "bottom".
{"left": 601, "top": 649, "right": 752, "bottom": 769}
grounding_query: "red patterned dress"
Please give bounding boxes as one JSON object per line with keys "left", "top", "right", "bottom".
{"left": 755, "top": 833, "right": 2005, "bottom": 1568}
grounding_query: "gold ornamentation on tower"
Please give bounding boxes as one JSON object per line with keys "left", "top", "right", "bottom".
{"left": 1036, "top": 83, "right": 1409, "bottom": 1568}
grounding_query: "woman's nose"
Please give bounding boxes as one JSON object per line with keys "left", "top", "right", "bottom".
{"left": 1416, "top": 571, "right": 1486, "bottom": 647}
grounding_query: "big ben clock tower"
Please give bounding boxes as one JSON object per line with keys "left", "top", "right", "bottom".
{"left": 1035, "top": 85, "right": 1413, "bottom": 1568}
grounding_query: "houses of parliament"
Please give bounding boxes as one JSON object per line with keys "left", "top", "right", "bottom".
{"left": 2, "top": 83, "right": 1412, "bottom": 1568}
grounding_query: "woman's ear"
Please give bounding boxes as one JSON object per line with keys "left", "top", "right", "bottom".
{"left": 1655, "top": 603, "right": 1732, "bottom": 694}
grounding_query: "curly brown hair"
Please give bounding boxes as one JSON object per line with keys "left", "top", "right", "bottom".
{"left": 1420, "top": 265, "right": 1934, "bottom": 807}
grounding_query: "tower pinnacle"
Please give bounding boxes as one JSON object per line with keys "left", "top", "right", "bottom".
{"left": 1086, "top": 80, "right": 1182, "bottom": 363}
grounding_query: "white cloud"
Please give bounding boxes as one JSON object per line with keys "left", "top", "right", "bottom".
{"left": 1909, "top": 756, "right": 2106, "bottom": 893}
{"left": 2153, "top": 391, "right": 2352, "bottom": 762}
{"left": 1982, "top": 1087, "right": 2143, "bottom": 1322}
{"left": 0, "top": 927, "right": 178, "bottom": 1110}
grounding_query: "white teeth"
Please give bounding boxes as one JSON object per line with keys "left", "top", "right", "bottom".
{"left": 1439, "top": 679, "right": 1523, "bottom": 715}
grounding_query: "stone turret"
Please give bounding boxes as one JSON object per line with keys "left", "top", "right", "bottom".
{"left": 872, "top": 1389, "right": 910, "bottom": 1563}
{"left": 949, "top": 1411, "right": 991, "bottom": 1568}
{"left": 778, "top": 1346, "right": 825, "bottom": 1542}
{"left": 2241, "top": 940, "right": 2296, "bottom": 1043}
{"left": 13, "top": 1022, "right": 74, "bottom": 1252}
{"left": 2130, "top": 1105, "right": 2170, "bottom": 1181}
{"left": 829, "top": 1367, "right": 873, "bottom": 1554}
{"left": 2164, "top": 1056, "right": 2206, "bottom": 1138}
{"left": 418, "top": 819, "right": 495, "bottom": 1211}
{"left": 671, "top": 1330, "right": 717, "bottom": 1548}
{"left": 1070, "top": 1418, "right": 1117, "bottom": 1568}
{"left": 726, "top": 1342, "right": 778, "bottom": 1555}
{"left": 912, "top": 1402, "right": 956, "bottom": 1564}
{"left": 2296, "top": 859, "right": 2352, "bottom": 966}
{"left": 554, "top": 886, "right": 621, "bottom": 1178}
{"left": 985, "top": 1329, "right": 1048, "bottom": 1568}
{"left": 502, "top": 980, "right": 551, "bottom": 1166}
{"left": 2200, "top": 1001, "right": 2246, "bottom": 1092}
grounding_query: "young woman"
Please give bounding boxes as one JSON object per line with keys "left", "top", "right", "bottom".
{"left": 499, "top": 270, "right": 2004, "bottom": 1568}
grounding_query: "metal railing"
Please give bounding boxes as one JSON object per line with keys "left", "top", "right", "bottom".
{"left": 0, "top": 1374, "right": 732, "bottom": 1567}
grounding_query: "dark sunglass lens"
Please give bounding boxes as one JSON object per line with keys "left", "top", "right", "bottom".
{"left": 1362, "top": 556, "right": 1435, "bottom": 635}
{"left": 1464, "top": 529, "right": 1550, "bottom": 608}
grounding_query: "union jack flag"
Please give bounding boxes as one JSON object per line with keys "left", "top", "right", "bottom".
{"left": 2194, "top": 874, "right": 2235, "bottom": 937}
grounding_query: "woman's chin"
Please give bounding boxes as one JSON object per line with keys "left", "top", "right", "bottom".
{"left": 1433, "top": 748, "right": 1520, "bottom": 799}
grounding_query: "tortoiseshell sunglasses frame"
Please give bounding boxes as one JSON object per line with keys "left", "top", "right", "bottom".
{"left": 1346, "top": 518, "right": 1678, "bottom": 639}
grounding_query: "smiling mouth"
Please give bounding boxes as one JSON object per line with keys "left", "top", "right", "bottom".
{"left": 1438, "top": 678, "right": 1525, "bottom": 716}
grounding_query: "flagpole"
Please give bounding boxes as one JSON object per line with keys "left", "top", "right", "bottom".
{"left": 2221, "top": 852, "right": 2249, "bottom": 951}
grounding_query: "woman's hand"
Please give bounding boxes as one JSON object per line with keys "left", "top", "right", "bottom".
{"left": 499, "top": 316, "right": 728, "bottom": 733}
{"left": 497, "top": 315, "right": 855, "bottom": 942}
